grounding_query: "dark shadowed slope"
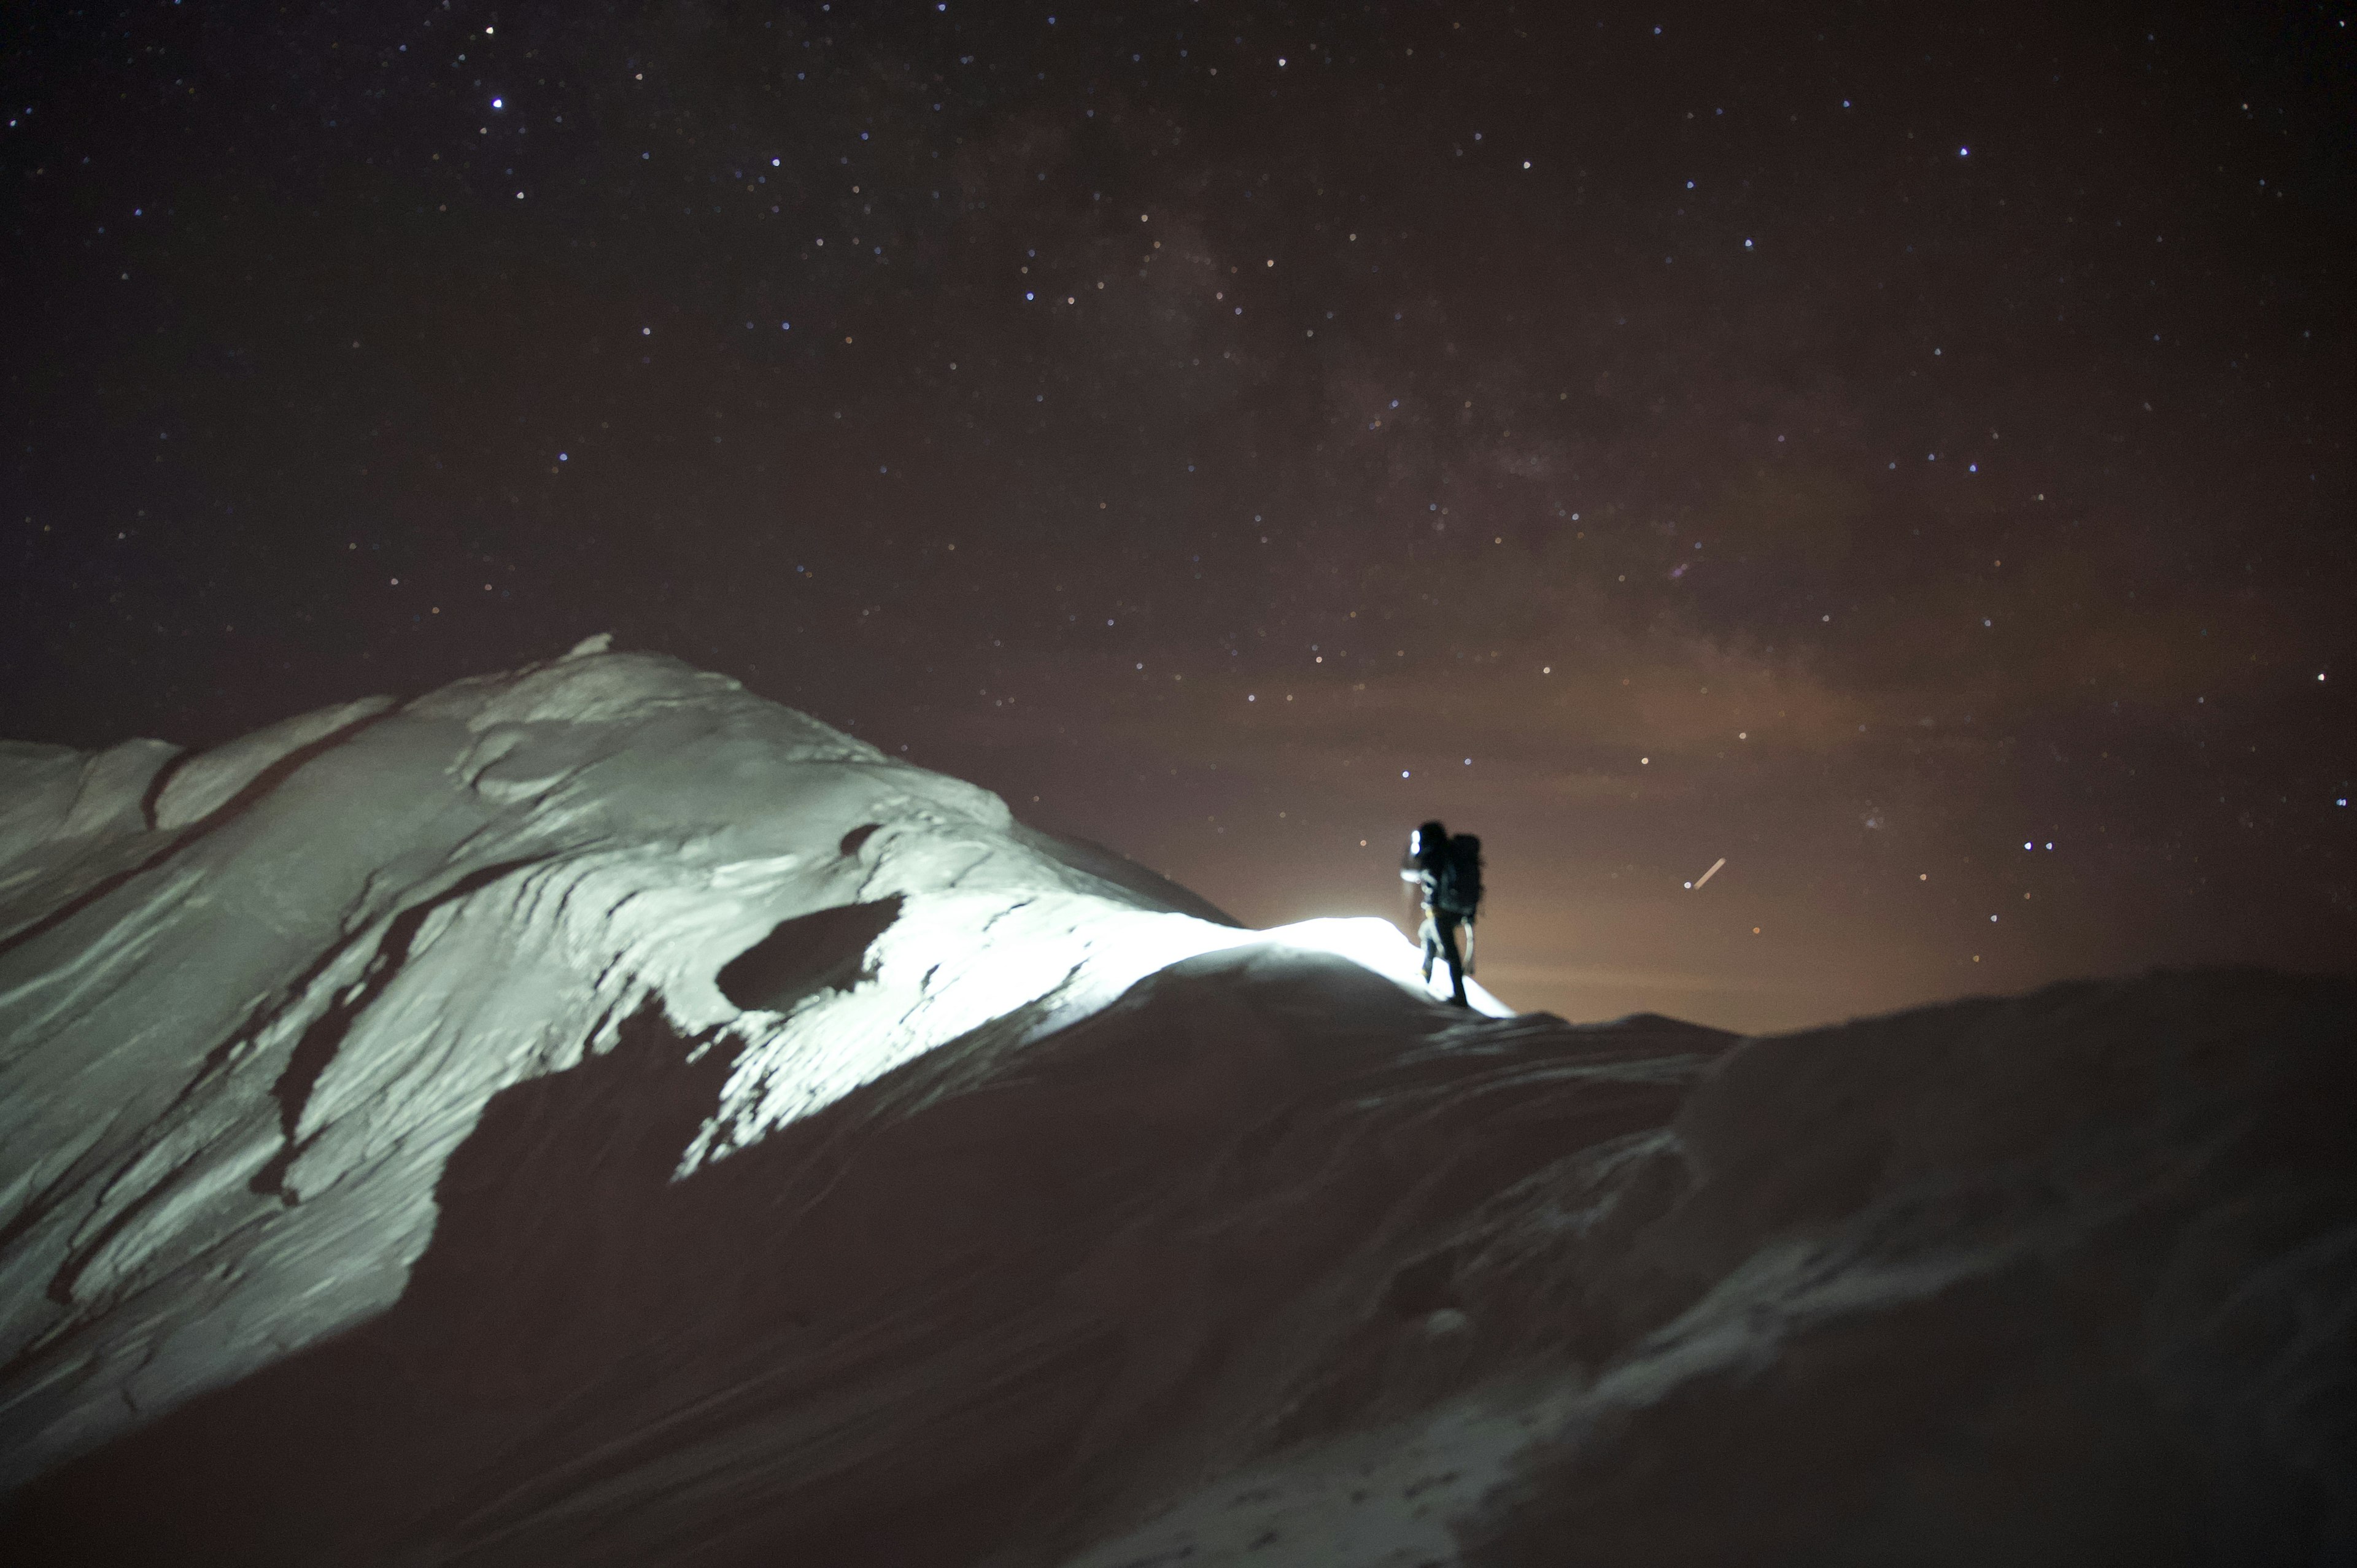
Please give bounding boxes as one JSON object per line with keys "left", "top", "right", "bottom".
{"left": 8, "top": 959, "right": 2353, "bottom": 1567}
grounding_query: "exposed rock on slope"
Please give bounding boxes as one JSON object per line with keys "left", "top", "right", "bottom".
{"left": 2, "top": 649, "right": 2351, "bottom": 1565}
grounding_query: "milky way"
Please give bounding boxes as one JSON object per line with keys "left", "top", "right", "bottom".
{"left": 6, "top": 1, "right": 2350, "bottom": 1027}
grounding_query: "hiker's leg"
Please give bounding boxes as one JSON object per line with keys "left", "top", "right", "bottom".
{"left": 1418, "top": 913, "right": 1439, "bottom": 982}
{"left": 1438, "top": 913, "right": 1469, "bottom": 1004}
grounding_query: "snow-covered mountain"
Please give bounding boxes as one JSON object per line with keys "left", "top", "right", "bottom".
{"left": 2, "top": 644, "right": 2350, "bottom": 1565}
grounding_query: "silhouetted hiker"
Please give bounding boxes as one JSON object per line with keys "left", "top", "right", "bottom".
{"left": 1401, "top": 819, "right": 1482, "bottom": 1006}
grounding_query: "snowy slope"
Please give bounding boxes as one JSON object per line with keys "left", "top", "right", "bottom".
{"left": 0, "top": 640, "right": 1503, "bottom": 1493}
{"left": 3, "top": 647, "right": 2352, "bottom": 1566}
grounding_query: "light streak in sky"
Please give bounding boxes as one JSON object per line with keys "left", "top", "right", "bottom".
{"left": 1685, "top": 857, "right": 1726, "bottom": 890}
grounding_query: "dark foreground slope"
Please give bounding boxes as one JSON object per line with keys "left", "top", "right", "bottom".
{"left": 7, "top": 958, "right": 2351, "bottom": 1567}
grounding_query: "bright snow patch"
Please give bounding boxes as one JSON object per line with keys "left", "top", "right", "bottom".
{"left": 0, "top": 646, "right": 1504, "bottom": 1485}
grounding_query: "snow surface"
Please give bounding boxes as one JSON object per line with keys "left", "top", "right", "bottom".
{"left": 3, "top": 646, "right": 2352, "bottom": 1566}
{"left": 0, "top": 644, "right": 1503, "bottom": 1493}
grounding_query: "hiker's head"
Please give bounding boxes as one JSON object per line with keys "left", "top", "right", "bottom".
{"left": 1411, "top": 821, "right": 1447, "bottom": 860}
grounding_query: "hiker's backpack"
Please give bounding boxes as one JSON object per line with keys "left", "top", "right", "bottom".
{"left": 1434, "top": 834, "right": 1483, "bottom": 916}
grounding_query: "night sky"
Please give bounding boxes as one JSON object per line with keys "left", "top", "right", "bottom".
{"left": 7, "top": 1, "right": 2351, "bottom": 1030}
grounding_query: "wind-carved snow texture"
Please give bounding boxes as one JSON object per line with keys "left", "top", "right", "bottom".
{"left": 3, "top": 647, "right": 2352, "bottom": 1566}
{"left": 0, "top": 641, "right": 1507, "bottom": 1491}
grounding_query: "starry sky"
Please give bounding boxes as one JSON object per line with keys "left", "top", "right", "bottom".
{"left": 6, "top": 0, "right": 2351, "bottom": 1031}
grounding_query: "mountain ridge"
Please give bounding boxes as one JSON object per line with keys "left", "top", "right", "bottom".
{"left": 2, "top": 649, "right": 2350, "bottom": 1564}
